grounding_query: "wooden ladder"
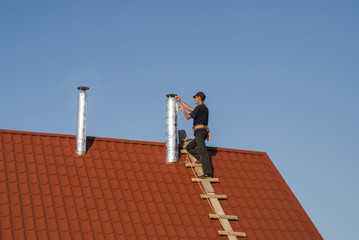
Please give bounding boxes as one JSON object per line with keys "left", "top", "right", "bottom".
{"left": 181, "top": 149, "right": 247, "bottom": 239}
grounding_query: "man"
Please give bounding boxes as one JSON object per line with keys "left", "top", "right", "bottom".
{"left": 176, "top": 92, "right": 213, "bottom": 179}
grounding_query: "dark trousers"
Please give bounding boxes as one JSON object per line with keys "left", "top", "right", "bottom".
{"left": 186, "top": 129, "right": 213, "bottom": 176}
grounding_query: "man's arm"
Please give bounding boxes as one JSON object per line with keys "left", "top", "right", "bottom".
{"left": 175, "top": 96, "right": 194, "bottom": 112}
{"left": 179, "top": 106, "right": 192, "bottom": 120}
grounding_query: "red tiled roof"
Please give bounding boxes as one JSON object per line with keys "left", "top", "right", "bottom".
{"left": 0, "top": 129, "right": 323, "bottom": 239}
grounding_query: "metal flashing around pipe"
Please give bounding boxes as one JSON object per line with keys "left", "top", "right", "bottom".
{"left": 166, "top": 94, "right": 179, "bottom": 163}
{"left": 76, "top": 86, "right": 89, "bottom": 156}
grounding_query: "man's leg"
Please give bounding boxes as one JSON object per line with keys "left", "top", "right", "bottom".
{"left": 185, "top": 138, "right": 200, "bottom": 161}
{"left": 195, "top": 130, "right": 213, "bottom": 177}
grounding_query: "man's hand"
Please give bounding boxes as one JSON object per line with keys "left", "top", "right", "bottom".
{"left": 179, "top": 106, "right": 185, "bottom": 112}
{"left": 176, "top": 95, "right": 194, "bottom": 112}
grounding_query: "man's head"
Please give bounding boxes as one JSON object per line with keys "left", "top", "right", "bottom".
{"left": 193, "top": 91, "right": 206, "bottom": 105}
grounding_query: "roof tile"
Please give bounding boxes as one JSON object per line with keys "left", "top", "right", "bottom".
{"left": 36, "top": 232, "right": 50, "bottom": 239}
{"left": 25, "top": 230, "right": 37, "bottom": 239}
{"left": 79, "top": 220, "right": 92, "bottom": 233}
{"left": 113, "top": 224, "right": 125, "bottom": 236}
{"left": 123, "top": 222, "right": 136, "bottom": 236}
{"left": 101, "top": 221, "right": 114, "bottom": 235}
{"left": 13, "top": 231, "right": 25, "bottom": 239}
{"left": 69, "top": 232, "right": 82, "bottom": 239}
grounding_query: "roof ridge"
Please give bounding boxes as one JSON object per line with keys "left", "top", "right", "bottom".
{"left": 0, "top": 128, "right": 267, "bottom": 155}
{"left": 0, "top": 129, "right": 164, "bottom": 146}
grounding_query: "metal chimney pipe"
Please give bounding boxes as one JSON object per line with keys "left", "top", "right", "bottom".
{"left": 76, "top": 86, "right": 89, "bottom": 156}
{"left": 166, "top": 94, "right": 178, "bottom": 163}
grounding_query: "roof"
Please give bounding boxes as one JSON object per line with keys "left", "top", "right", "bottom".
{"left": 0, "top": 129, "right": 323, "bottom": 239}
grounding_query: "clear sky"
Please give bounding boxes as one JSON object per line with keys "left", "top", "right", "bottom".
{"left": 1, "top": 1, "right": 358, "bottom": 239}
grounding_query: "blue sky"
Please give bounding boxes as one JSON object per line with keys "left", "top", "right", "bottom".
{"left": 1, "top": 1, "right": 358, "bottom": 239}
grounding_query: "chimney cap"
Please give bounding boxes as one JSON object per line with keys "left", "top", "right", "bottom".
{"left": 77, "top": 86, "right": 89, "bottom": 91}
{"left": 166, "top": 94, "right": 177, "bottom": 98}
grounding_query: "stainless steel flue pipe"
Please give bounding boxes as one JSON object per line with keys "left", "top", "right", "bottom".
{"left": 76, "top": 86, "right": 89, "bottom": 156}
{"left": 166, "top": 94, "right": 178, "bottom": 163}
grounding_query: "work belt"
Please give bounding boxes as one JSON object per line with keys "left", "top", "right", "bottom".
{"left": 193, "top": 125, "right": 211, "bottom": 141}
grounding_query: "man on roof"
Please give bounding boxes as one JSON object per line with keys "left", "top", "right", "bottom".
{"left": 176, "top": 92, "right": 213, "bottom": 179}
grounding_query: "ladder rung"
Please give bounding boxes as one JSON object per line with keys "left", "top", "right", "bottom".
{"left": 185, "top": 162, "right": 202, "bottom": 167}
{"left": 201, "top": 194, "right": 227, "bottom": 199}
{"left": 192, "top": 178, "right": 219, "bottom": 183}
{"left": 181, "top": 149, "right": 188, "bottom": 154}
{"left": 209, "top": 214, "right": 238, "bottom": 220}
{"left": 218, "top": 230, "right": 247, "bottom": 237}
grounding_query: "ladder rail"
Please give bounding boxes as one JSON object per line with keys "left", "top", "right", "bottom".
{"left": 183, "top": 149, "right": 246, "bottom": 239}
